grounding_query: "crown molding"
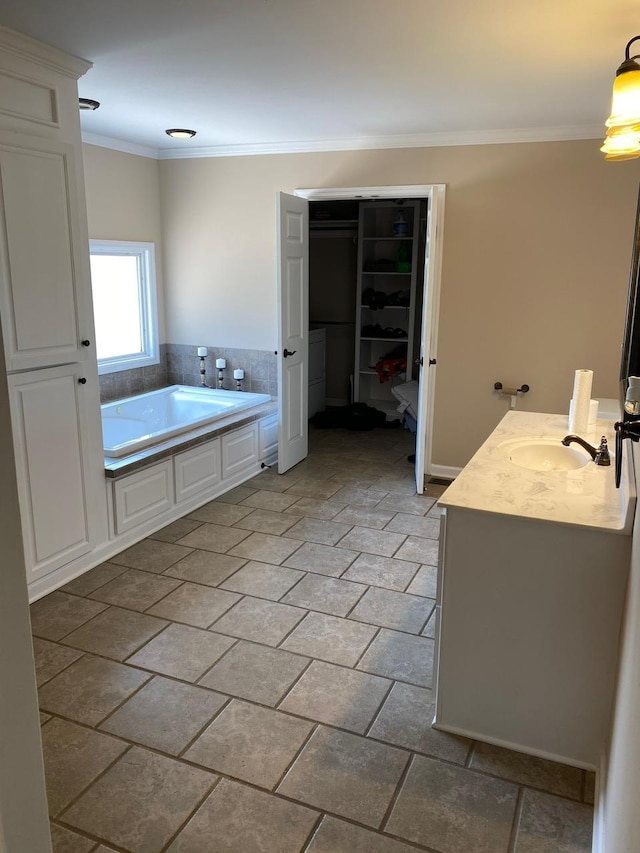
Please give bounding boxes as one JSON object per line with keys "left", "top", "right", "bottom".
{"left": 82, "top": 132, "right": 159, "bottom": 159}
{"left": 82, "top": 124, "right": 605, "bottom": 162}
{"left": 0, "top": 25, "right": 91, "bottom": 80}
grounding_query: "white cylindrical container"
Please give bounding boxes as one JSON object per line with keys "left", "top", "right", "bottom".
{"left": 197, "top": 346, "right": 207, "bottom": 357}
{"left": 568, "top": 369, "right": 593, "bottom": 434}
{"left": 216, "top": 358, "right": 226, "bottom": 369}
{"left": 233, "top": 368, "right": 244, "bottom": 380}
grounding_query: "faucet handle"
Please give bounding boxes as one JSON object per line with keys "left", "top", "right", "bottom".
{"left": 595, "top": 436, "right": 611, "bottom": 467}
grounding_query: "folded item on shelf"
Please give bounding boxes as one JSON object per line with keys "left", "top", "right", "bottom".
{"left": 373, "top": 346, "right": 407, "bottom": 383}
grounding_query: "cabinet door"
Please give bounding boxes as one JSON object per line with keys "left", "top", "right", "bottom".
{"left": 222, "top": 423, "right": 259, "bottom": 479}
{"left": 9, "top": 364, "right": 93, "bottom": 582}
{"left": 175, "top": 439, "right": 221, "bottom": 503}
{"left": 113, "top": 461, "right": 174, "bottom": 535}
{"left": 0, "top": 133, "right": 90, "bottom": 371}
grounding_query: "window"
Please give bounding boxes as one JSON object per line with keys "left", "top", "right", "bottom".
{"left": 89, "top": 240, "right": 159, "bottom": 374}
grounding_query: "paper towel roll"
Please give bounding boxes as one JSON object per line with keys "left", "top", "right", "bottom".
{"left": 588, "top": 399, "right": 598, "bottom": 427}
{"left": 568, "top": 369, "right": 593, "bottom": 434}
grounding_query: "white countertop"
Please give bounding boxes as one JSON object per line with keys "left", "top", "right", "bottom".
{"left": 439, "top": 411, "right": 636, "bottom": 533}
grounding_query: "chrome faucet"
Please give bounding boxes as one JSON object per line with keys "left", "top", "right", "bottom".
{"left": 561, "top": 434, "right": 611, "bottom": 466}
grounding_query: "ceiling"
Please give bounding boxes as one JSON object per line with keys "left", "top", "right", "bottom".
{"left": 0, "top": 0, "right": 637, "bottom": 159}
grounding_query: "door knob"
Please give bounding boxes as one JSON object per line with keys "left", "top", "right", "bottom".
{"left": 78, "top": 377, "right": 87, "bottom": 384}
{"left": 283, "top": 348, "right": 297, "bottom": 358}
{"left": 81, "top": 339, "right": 91, "bottom": 347}
{"left": 415, "top": 358, "right": 423, "bottom": 366}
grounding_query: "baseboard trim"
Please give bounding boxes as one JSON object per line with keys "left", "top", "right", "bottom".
{"left": 429, "top": 463, "right": 462, "bottom": 480}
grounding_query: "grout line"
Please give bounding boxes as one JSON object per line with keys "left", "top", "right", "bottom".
{"left": 55, "top": 743, "right": 133, "bottom": 822}
{"left": 274, "top": 656, "right": 315, "bottom": 709}
{"left": 343, "top": 583, "right": 370, "bottom": 618}
{"left": 194, "top": 638, "right": 240, "bottom": 684}
{"left": 177, "top": 695, "right": 234, "bottom": 759}
{"left": 273, "top": 723, "right": 319, "bottom": 792}
{"left": 353, "top": 625, "right": 381, "bottom": 670}
{"left": 378, "top": 751, "right": 414, "bottom": 833}
{"left": 363, "top": 678, "right": 395, "bottom": 738}
{"left": 298, "top": 811, "right": 325, "bottom": 853}
{"left": 159, "top": 774, "right": 222, "bottom": 852}
{"left": 507, "top": 787, "right": 525, "bottom": 853}
{"left": 465, "top": 741, "right": 476, "bottom": 768}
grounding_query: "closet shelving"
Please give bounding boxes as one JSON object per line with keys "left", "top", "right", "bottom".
{"left": 353, "top": 200, "right": 419, "bottom": 418}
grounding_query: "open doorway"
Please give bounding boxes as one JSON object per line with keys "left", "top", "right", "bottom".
{"left": 277, "top": 185, "right": 445, "bottom": 493}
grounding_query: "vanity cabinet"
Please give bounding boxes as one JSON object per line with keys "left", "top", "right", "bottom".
{"left": 434, "top": 411, "right": 634, "bottom": 769}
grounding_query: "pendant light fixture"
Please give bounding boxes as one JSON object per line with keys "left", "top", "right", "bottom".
{"left": 165, "top": 128, "right": 197, "bottom": 139}
{"left": 601, "top": 35, "right": 640, "bottom": 161}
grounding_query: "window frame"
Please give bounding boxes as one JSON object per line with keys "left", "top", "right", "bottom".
{"left": 89, "top": 239, "right": 159, "bottom": 375}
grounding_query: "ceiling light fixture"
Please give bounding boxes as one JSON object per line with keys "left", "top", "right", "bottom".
{"left": 602, "top": 35, "right": 640, "bottom": 161}
{"left": 165, "top": 128, "right": 197, "bottom": 139}
{"left": 79, "top": 98, "right": 100, "bottom": 111}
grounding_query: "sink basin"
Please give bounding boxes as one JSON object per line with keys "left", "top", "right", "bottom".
{"left": 499, "top": 438, "right": 591, "bottom": 472}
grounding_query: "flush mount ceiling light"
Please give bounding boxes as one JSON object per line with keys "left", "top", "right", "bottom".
{"left": 79, "top": 98, "right": 100, "bottom": 111}
{"left": 602, "top": 35, "right": 640, "bottom": 161}
{"left": 165, "top": 128, "right": 197, "bottom": 139}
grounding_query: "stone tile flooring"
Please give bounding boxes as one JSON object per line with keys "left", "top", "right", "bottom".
{"left": 32, "top": 426, "right": 594, "bottom": 853}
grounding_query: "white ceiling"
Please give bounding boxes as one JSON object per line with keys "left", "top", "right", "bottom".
{"left": 0, "top": 0, "right": 637, "bottom": 159}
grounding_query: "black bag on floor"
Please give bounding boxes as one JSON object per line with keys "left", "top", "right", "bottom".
{"left": 311, "top": 403, "right": 400, "bottom": 431}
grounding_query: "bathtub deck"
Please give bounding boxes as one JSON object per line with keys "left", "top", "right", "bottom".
{"left": 104, "top": 400, "right": 277, "bottom": 479}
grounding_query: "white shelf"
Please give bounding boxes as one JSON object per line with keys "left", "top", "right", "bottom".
{"left": 353, "top": 200, "right": 420, "bottom": 407}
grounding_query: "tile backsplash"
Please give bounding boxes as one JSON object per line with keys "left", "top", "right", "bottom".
{"left": 98, "top": 344, "right": 278, "bottom": 403}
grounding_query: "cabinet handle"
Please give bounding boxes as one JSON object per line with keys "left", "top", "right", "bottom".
{"left": 81, "top": 339, "right": 91, "bottom": 347}
{"left": 78, "top": 377, "right": 87, "bottom": 385}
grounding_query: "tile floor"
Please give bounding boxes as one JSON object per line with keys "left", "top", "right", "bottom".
{"left": 32, "top": 426, "right": 594, "bottom": 853}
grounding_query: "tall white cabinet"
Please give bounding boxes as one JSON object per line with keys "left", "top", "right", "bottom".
{"left": 0, "top": 28, "right": 106, "bottom": 592}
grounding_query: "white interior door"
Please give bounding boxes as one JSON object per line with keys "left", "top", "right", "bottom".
{"left": 415, "top": 186, "right": 446, "bottom": 493}
{"left": 277, "top": 192, "right": 309, "bottom": 473}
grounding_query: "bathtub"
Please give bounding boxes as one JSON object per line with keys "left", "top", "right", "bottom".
{"left": 102, "top": 385, "right": 272, "bottom": 457}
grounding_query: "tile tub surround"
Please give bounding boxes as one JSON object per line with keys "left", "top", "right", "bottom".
{"left": 99, "top": 343, "right": 278, "bottom": 403}
{"left": 35, "top": 426, "right": 593, "bottom": 852}
{"left": 166, "top": 343, "right": 278, "bottom": 398}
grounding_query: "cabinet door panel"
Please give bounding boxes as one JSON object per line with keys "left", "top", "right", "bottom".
{"left": 0, "top": 135, "right": 86, "bottom": 370}
{"left": 9, "top": 365, "right": 92, "bottom": 581}
{"left": 222, "top": 424, "right": 259, "bottom": 479}
{"left": 113, "top": 462, "right": 174, "bottom": 535}
{"left": 175, "top": 439, "right": 221, "bottom": 503}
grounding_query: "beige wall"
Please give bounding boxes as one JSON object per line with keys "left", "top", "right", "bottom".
{"left": 82, "top": 144, "right": 166, "bottom": 344}
{"left": 159, "top": 141, "right": 640, "bottom": 467}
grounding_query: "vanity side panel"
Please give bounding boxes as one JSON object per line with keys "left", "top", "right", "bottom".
{"left": 435, "top": 507, "right": 630, "bottom": 768}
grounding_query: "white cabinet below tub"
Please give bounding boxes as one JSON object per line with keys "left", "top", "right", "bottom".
{"left": 113, "top": 460, "right": 174, "bottom": 535}
{"left": 175, "top": 440, "right": 221, "bottom": 504}
{"left": 222, "top": 423, "right": 259, "bottom": 479}
{"left": 259, "top": 414, "right": 278, "bottom": 463}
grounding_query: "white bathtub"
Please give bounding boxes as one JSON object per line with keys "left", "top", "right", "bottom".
{"left": 102, "top": 385, "right": 272, "bottom": 457}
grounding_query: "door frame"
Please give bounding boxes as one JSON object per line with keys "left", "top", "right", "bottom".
{"left": 291, "top": 183, "right": 446, "bottom": 483}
